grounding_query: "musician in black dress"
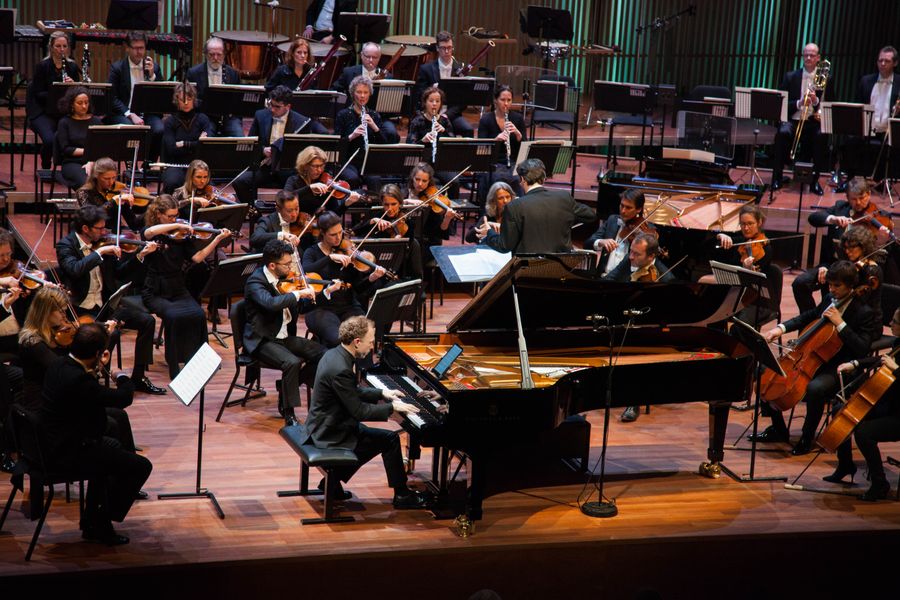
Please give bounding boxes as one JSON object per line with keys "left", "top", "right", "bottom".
{"left": 301, "top": 211, "right": 386, "bottom": 348}
{"left": 476, "top": 85, "right": 526, "bottom": 203}
{"left": 75, "top": 157, "right": 142, "bottom": 232}
{"left": 413, "top": 31, "right": 474, "bottom": 137}
{"left": 265, "top": 38, "right": 313, "bottom": 93}
{"left": 353, "top": 183, "right": 423, "bottom": 279}
{"left": 141, "top": 196, "right": 232, "bottom": 378}
{"left": 761, "top": 261, "right": 880, "bottom": 455}
{"left": 25, "top": 31, "right": 80, "bottom": 168}
{"left": 465, "top": 181, "right": 513, "bottom": 244}
{"left": 406, "top": 162, "right": 459, "bottom": 262}
{"left": 160, "top": 83, "right": 215, "bottom": 194}
{"left": 831, "top": 307, "right": 900, "bottom": 501}
{"left": 284, "top": 145, "right": 361, "bottom": 216}
{"left": 333, "top": 76, "right": 387, "bottom": 189}
{"left": 56, "top": 85, "right": 102, "bottom": 189}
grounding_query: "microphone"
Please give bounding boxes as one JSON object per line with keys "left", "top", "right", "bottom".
{"left": 623, "top": 307, "right": 650, "bottom": 317}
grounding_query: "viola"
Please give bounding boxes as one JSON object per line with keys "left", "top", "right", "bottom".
{"left": 630, "top": 262, "right": 659, "bottom": 283}
{"left": 850, "top": 202, "right": 894, "bottom": 240}
{"left": 104, "top": 181, "right": 153, "bottom": 208}
{"left": 760, "top": 284, "right": 871, "bottom": 412}
{"left": 333, "top": 236, "right": 398, "bottom": 280}
{"left": 737, "top": 232, "right": 768, "bottom": 271}
{"left": 419, "top": 186, "right": 462, "bottom": 220}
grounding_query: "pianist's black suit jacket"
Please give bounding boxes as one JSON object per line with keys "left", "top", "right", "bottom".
{"left": 302, "top": 344, "right": 392, "bottom": 450}
{"left": 242, "top": 265, "right": 307, "bottom": 356}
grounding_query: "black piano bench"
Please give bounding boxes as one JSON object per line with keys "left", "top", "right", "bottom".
{"left": 277, "top": 424, "right": 359, "bottom": 524}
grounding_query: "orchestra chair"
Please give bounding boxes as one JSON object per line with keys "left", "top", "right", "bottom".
{"left": 0, "top": 405, "right": 87, "bottom": 561}
{"left": 34, "top": 137, "right": 75, "bottom": 221}
{"left": 277, "top": 422, "right": 359, "bottom": 525}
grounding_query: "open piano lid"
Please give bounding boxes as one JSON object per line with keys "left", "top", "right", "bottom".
{"left": 446, "top": 254, "right": 743, "bottom": 333}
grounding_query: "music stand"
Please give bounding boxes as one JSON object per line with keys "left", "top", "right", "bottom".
{"left": 107, "top": 0, "right": 158, "bottom": 30}
{"left": 439, "top": 77, "right": 496, "bottom": 108}
{"left": 201, "top": 84, "right": 266, "bottom": 118}
{"left": 84, "top": 125, "right": 150, "bottom": 162}
{"left": 522, "top": 6, "right": 573, "bottom": 70}
{"left": 0, "top": 66, "right": 14, "bottom": 188}
{"left": 130, "top": 81, "right": 178, "bottom": 115}
{"left": 336, "top": 12, "right": 391, "bottom": 50}
{"left": 432, "top": 138, "right": 495, "bottom": 174}
{"left": 159, "top": 342, "right": 225, "bottom": 518}
{"left": 96, "top": 282, "right": 132, "bottom": 323}
{"left": 363, "top": 144, "right": 426, "bottom": 178}
{"left": 593, "top": 81, "right": 655, "bottom": 173}
{"left": 291, "top": 91, "right": 346, "bottom": 121}
{"left": 516, "top": 140, "right": 575, "bottom": 177}
{"left": 708, "top": 261, "right": 787, "bottom": 483}
{"left": 280, "top": 134, "right": 342, "bottom": 171}
{"left": 351, "top": 238, "right": 408, "bottom": 276}
{"left": 0, "top": 8, "right": 15, "bottom": 43}
{"left": 365, "top": 278, "right": 422, "bottom": 344}
{"left": 48, "top": 82, "right": 113, "bottom": 117}
{"left": 677, "top": 110, "right": 737, "bottom": 161}
{"left": 197, "top": 249, "right": 261, "bottom": 347}
{"left": 371, "top": 79, "right": 413, "bottom": 116}
{"left": 195, "top": 137, "right": 259, "bottom": 175}
{"left": 735, "top": 87, "right": 788, "bottom": 194}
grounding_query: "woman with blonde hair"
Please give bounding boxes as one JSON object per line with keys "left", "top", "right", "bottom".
{"left": 285, "top": 145, "right": 361, "bottom": 215}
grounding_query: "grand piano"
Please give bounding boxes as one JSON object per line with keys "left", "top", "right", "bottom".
{"left": 367, "top": 256, "right": 754, "bottom": 519}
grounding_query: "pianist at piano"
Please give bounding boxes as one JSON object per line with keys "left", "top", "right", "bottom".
{"left": 302, "top": 315, "right": 435, "bottom": 510}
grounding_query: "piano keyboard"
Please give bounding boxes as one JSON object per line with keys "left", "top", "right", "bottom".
{"left": 365, "top": 373, "right": 444, "bottom": 429}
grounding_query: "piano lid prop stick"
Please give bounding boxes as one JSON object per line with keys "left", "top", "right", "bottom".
{"left": 510, "top": 283, "right": 534, "bottom": 390}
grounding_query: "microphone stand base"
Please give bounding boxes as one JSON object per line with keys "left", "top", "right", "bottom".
{"left": 581, "top": 500, "right": 618, "bottom": 518}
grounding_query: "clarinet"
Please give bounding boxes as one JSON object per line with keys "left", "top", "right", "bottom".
{"left": 503, "top": 110, "right": 511, "bottom": 168}
{"left": 81, "top": 44, "right": 92, "bottom": 83}
{"left": 360, "top": 105, "right": 369, "bottom": 151}
{"left": 431, "top": 114, "right": 439, "bottom": 163}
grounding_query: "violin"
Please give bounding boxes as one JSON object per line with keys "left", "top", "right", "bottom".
{"left": 52, "top": 315, "right": 120, "bottom": 349}
{"left": 0, "top": 260, "right": 54, "bottom": 291}
{"left": 289, "top": 214, "right": 319, "bottom": 239}
{"left": 167, "top": 220, "right": 243, "bottom": 240}
{"left": 620, "top": 215, "right": 659, "bottom": 241}
{"left": 419, "top": 186, "right": 462, "bottom": 220}
{"left": 318, "top": 172, "right": 354, "bottom": 200}
{"left": 850, "top": 202, "right": 894, "bottom": 240}
{"left": 333, "top": 236, "right": 398, "bottom": 280}
{"left": 276, "top": 271, "right": 349, "bottom": 295}
{"left": 95, "top": 232, "right": 162, "bottom": 253}
{"left": 104, "top": 181, "right": 153, "bottom": 208}
{"left": 630, "top": 263, "right": 659, "bottom": 282}
{"left": 197, "top": 184, "right": 238, "bottom": 206}
{"left": 737, "top": 232, "right": 768, "bottom": 271}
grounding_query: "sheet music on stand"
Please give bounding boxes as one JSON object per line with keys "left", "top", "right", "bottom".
{"left": 710, "top": 260, "right": 769, "bottom": 299}
{"left": 85, "top": 124, "right": 150, "bottom": 162}
{"left": 291, "top": 91, "right": 347, "bottom": 121}
{"left": 371, "top": 79, "right": 413, "bottom": 115}
{"left": 130, "top": 81, "right": 178, "bottom": 115}
{"left": 196, "top": 203, "right": 250, "bottom": 237}
{"left": 820, "top": 102, "right": 873, "bottom": 136}
{"left": 431, "top": 244, "right": 512, "bottom": 283}
{"left": 49, "top": 82, "right": 112, "bottom": 117}
{"left": 363, "top": 144, "right": 426, "bottom": 176}
{"left": 440, "top": 76, "right": 496, "bottom": 108}
{"left": 735, "top": 87, "right": 788, "bottom": 122}
{"left": 516, "top": 140, "right": 574, "bottom": 175}
{"left": 281, "top": 134, "right": 342, "bottom": 169}
{"left": 203, "top": 84, "right": 266, "bottom": 117}
{"left": 169, "top": 342, "right": 222, "bottom": 406}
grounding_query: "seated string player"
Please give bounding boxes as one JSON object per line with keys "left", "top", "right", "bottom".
{"left": 251, "top": 189, "right": 317, "bottom": 259}
{"left": 243, "top": 240, "right": 325, "bottom": 425}
{"left": 284, "top": 146, "right": 362, "bottom": 217}
{"left": 760, "top": 261, "right": 880, "bottom": 455}
{"left": 586, "top": 189, "right": 658, "bottom": 278}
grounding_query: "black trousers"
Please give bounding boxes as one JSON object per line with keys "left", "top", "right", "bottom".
{"left": 334, "top": 423, "right": 406, "bottom": 489}
{"left": 792, "top": 267, "right": 829, "bottom": 314}
{"left": 78, "top": 296, "right": 156, "bottom": 372}
{"left": 854, "top": 409, "right": 900, "bottom": 478}
{"left": 771, "top": 118, "right": 830, "bottom": 181}
{"left": 60, "top": 161, "right": 89, "bottom": 189}
{"left": 104, "top": 113, "right": 164, "bottom": 162}
{"left": 305, "top": 305, "right": 365, "bottom": 348}
{"left": 233, "top": 167, "right": 290, "bottom": 204}
{"left": 253, "top": 336, "right": 325, "bottom": 408}
{"left": 143, "top": 292, "right": 207, "bottom": 378}
{"left": 29, "top": 114, "right": 58, "bottom": 168}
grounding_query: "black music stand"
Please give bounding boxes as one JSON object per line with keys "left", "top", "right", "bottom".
{"left": 350, "top": 237, "right": 408, "bottom": 276}
{"left": 432, "top": 138, "right": 495, "bottom": 174}
{"left": 106, "top": 0, "right": 158, "bottom": 30}
{"left": 0, "top": 66, "right": 14, "bottom": 189}
{"left": 821, "top": 102, "right": 872, "bottom": 192}
{"left": 678, "top": 110, "right": 737, "bottom": 161}
{"left": 439, "top": 77, "right": 496, "bottom": 108}
{"left": 370, "top": 79, "right": 413, "bottom": 116}
{"left": 200, "top": 84, "right": 266, "bottom": 118}
{"left": 336, "top": 12, "right": 391, "bottom": 51}
{"left": 593, "top": 81, "right": 655, "bottom": 174}
{"left": 197, "top": 248, "right": 261, "bottom": 347}
{"left": 195, "top": 137, "right": 259, "bottom": 175}
{"left": 735, "top": 88, "right": 787, "bottom": 200}
{"left": 130, "top": 81, "right": 177, "bottom": 116}
{"left": 291, "top": 91, "right": 346, "bottom": 121}
{"left": 517, "top": 140, "right": 576, "bottom": 193}
{"left": 709, "top": 261, "right": 788, "bottom": 483}
{"left": 48, "top": 82, "right": 113, "bottom": 117}
{"left": 159, "top": 343, "right": 224, "bottom": 518}
{"left": 365, "top": 278, "right": 421, "bottom": 344}
{"left": 363, "top": 144, "right": 426, "bottom": 179}
{"left": 84, "top": 124, "right": 150, "bottom": 163}
{"left": 280, "top": 134, "right": 342, "bottom": 171}
{"left": 522, "top": 6, "right": 573, "bottom": 71}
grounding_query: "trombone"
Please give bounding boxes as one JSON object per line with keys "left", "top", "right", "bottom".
{"left": 790, "top": 58, "right": 831, "bottom": 160}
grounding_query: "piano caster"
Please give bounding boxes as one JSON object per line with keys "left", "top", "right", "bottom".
{"left": 699, "top": 461, "right": 721, "bottom": 479}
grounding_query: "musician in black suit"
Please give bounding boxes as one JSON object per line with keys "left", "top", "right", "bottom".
{"left": 243, "top": 240, "right": 325, "bottom": 425}
{"left": 603, "top": 232, "right": 675, "bottom": 284}
{"left": 55, "top": 205, "right": 165, "bottom": 395}
{"left": 302, "top": 315, "right": 432, "bottom": 508}
{"left": 331, "top": 42, "right": 400, "bottom": 143}
{"left": 839, "top": 46, "right": 900, "bottom": 190}
{"left": 25, "top": 31, "right": 81, "bottom": 169}
{"left": 250, "top": 189, "right": 317, "bottom": 255}
{"left": 40, "top": 323, "right": 153, "bottom": 545}
{"left": 586, "top": 189, "right": 656, "bottom": 277}
{"left": 770, "top": 43, "right": 832, "bottom": 195}
{"left": 186, "top": 36, "right": 243, "bottom": 137}
{"left": 412, "top": 31, "right": 474, "bottom": 137}
{"left": 761, "top": 261, "right": 880, "bottom": 455}
{"left": 303, "top": 0, "right": 359, "bottom": 43}
{"left": 478, "top": 159, "right": 594, "bottom": 255}
{"left": 105, "top": 31, "right": 165, "bottom": 161}
{"left": 233, "top": 86, "right": 327, "bottom": 204}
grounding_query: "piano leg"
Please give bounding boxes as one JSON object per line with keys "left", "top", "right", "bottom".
{"left": 466, "top": 452, "right": 485, "bottom": 520}
{"left": 701, "top": 402, "right": 731, "bottom": 478}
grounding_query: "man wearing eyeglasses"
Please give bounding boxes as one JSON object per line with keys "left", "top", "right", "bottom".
{"left": 770, "top": 42, "right": 833, "bottom": 196}
{"left": 413, "top": 31, "right": 475, "bottom": 137}
{"left": 186, "top": 36, "right": 243, "bottom": 137}
{"left": 332, "top": 43, "right": 399, "bottom": 143}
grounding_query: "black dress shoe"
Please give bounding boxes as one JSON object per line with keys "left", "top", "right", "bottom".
{"left": 747, "top": 425, "right": 789, "bottom": 444}
{"left": 791, "top": 437, "right": 813, "bottom": 456}
{"left": 822, "top": 462, "right": 857, "bottom": 484}
{"left": 809, "top": 180, "right": 824, "bottom": 196}
{"left": 0, "top": 452, "right": 15, "bottom": 473}
{"left": 861, "top": 477, "right": 891, "bottom": 502}
{"left": 770, "top": 178, "right": 784, "bottom": 191}
{"left": 317, "top": 478, "right": 352, "bottom": 501}
{"left": 82, "top": 525, "right": 130, "bottom": 546}
{"left": 133, "top": 377, "right": 167, "bottom": 395}
{"left": 392, "top": 490, "right": 433, "bottom": 510}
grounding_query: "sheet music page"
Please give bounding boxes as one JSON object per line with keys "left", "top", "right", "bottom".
{"left": 448, "top": 248, "right": 512, "bottom": 282}
{"left": 168, "top": 343, "right": 222, "bottom": 406}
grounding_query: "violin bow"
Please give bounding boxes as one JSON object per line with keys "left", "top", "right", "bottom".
{"left": 354, "top": 208, "right": 391, "bottom": 254}
{"left": 322, "top": 148, "right": 360, "bottom": 205}
{"left": 218, "top": 166, "right": 249, "bottom": 197}
{"left": 717, "top": 233, "right": 807, "bottom": 249}
{"left": 654, "top": 254, "right": 688, "bottom": 281}
{"left": 393, "top": 166, "right": 470, "bottom": 227}
{"left": 120, "top": 144, "right": 141, "bottom": 249}
{"left": 602, "top": 195, "right": 671, "bottom": 255}
{"left": 18, "top": 218, "right": 53, "bottom": 286}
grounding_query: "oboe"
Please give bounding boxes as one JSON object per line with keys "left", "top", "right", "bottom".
{"left": 360, "top": 105, "right": 369, "bottom": 151}
{"left": 81, "top": 43, "right": 92, "bottom": 83}
{"left": 503, "top": 110, "right": 511, "bottom": 167}
{"left": 431, "top": 114, "right": 439, "bottom": 163}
